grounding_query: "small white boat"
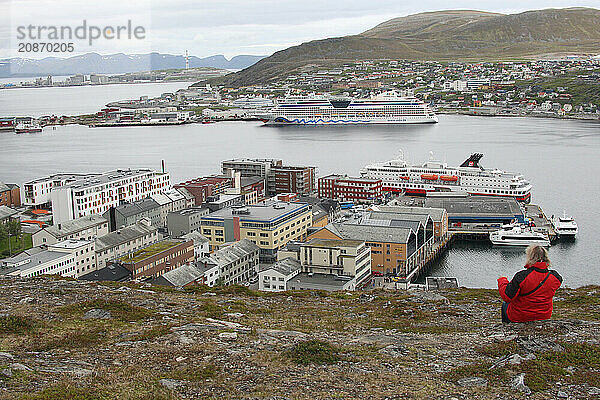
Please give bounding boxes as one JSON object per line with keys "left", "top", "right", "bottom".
{"left": 552, "top": 212, "right": 578, "bottom": 238}
{"left": 489, "top": 224, "right": 550, "bottom": 247}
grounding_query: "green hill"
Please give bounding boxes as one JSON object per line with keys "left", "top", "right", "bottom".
{"left": 211, "top": 8, "right": 600, "bottom": 87}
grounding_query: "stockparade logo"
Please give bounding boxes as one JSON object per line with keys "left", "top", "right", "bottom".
{"left": 16, "top": 20, "right": 146, "bottom": 54}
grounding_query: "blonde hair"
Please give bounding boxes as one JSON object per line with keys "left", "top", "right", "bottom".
{"left": 525, "top": 245, "right": 550, "bottom": 266}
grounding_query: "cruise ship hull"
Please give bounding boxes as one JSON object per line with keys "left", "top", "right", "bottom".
{"left": 363, "top": 153, "right": 533, "bottom": 203}
{"left": 265, "top": 115, "right": 438, "bottom": 125}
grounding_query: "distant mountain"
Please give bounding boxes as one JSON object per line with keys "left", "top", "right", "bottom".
{"left": 214, "top": 8, "right": 600, "bottom": 87}
{"left": 0, "top": 53, "right": 266, "bottom": 77}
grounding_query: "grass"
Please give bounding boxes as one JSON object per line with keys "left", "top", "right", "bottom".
{"left": 0, "top": 233, "right": 33, "bottom": 259}
{"left": 165, "top": 363, "right": 219, "bottom": 381}
{"left": 57, "top": 299, "right": 152, "bottom": 322}
{"left": 0, "top": 315, "right": 39, "bottom": 335}
{"left": 521, "top": 342, "right": 600, "bottom": 392}
{"left": 287, "top": 340, "right": 342, "bottom": 365}
{"left": 130, "top": 324, "right": 173, "bottom": 341}
{"left": 446, "top": 342, "right": 600, "bottom": 393}
{"left": 34, "top": 325, "right": 108, "bottom": 351}
{"left": 119, "top": 241, "right": 180, "bottom": 263}
{"left": 476, "top": 340, "right": 518, "bottom": 358}
{"left": 19, "top": 382, "right": 112, "bottom": 400}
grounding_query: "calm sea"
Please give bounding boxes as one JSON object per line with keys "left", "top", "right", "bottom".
{"left": 0, "top": 83, "right": 598, "bottom": 288}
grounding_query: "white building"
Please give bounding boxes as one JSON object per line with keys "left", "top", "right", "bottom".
{"left": 150, "top": 188, "right": 187, "bottom": 227}
{"left": 32, "top": 214, "right": 109, "bottom": 247}
{"left": 50, "top": 169, "right": 171, "bottom": 224}
{"left": 180, "top": 231, "right": 210, "bottom": 260}
{"left": 258, "top": 257, "right": 301, "bottom": 292}
{"left": 196, "top": 239, "right": 260, "bottom": 286}
{"left": 0, "top": 239, "right": 94, "bottom": 278}
{"left": 22, "top": 173, "right": 92, "bottom": 207}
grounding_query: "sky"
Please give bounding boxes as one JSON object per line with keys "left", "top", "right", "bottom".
{"left": 1, "top": 0, "right": 599, "bottom": 60}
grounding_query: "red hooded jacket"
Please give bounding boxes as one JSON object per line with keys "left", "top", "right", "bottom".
{"left": 497, "top": 261, "right": 562, "bottom": 322}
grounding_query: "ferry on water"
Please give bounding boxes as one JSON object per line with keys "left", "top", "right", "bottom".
{"left": 262, "top": 91, "right": 437, "bottom": 125}
{"left": 551, "top": 212, "right": 578, "bottom": 238}
{"left": 489, "top": 224, "right": 551, "bottom": 247}
{"left": 361, "top": 152, "right": 532, "bottom": 202}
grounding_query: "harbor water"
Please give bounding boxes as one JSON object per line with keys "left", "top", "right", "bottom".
{"left": 0, "top": 83, "right": 599, "bottom": 288}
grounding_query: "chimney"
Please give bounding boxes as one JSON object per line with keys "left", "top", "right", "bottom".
{"left": 161, "top": 160, "right": 165, "bottom": 173}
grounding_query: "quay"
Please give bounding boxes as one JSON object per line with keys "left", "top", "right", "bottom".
{"left": 378, "top": 194, "right": 559, "bottom": 287}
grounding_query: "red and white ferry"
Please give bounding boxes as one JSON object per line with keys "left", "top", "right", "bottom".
{"left": 360, "top": 152, "right": 532, "bottom": 202}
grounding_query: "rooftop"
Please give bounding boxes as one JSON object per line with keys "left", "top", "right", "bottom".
{"left": 95, "top": 221, "right": 157, "bottom": 252}
{"left": 373, "top": 205, "right": 447, "bottom": 221}
{"left": 49, "top": 239, "right": 92, "bottom": 250}
{"left": 1, "top": 250, "right": 68, "bottom": 274}
{"left": 24, "top": 173, "right": 93, "bottom": 185}
{"left": 180, "top": 231, "right": 209, "bottom": 244}
{"left": 119, "top": 240, "right": 183, "bottom": 264}
{"left": 79, "top": 263, "right": 132, "bottom": 282}
{"left": 0, "top": 205, "right": 18, "bottom": 220}
{"left": 202, "top": 202, "right": 309, "bottom": 222}
{"left": 114, "top": 198, "right": 160, "bottom": 218}
{"left": 155, "top": 264, "right": 203, "bottom": 288}
{"left": 44, "top": 214, "right": 107, "bottom": 238}
{"left": 260, "top": 257, "right": 301, "bottom": 276}
{"left": 169, "top": 208, "right": 208, "bottom": 217}
{"left": 305, "top": 238, "right": 364, "bottom": 248}
{"left": 421, "top": 197, "right": 522, "bottom": 217}
{"left": 327, "top": 222, "right": 413, "bottom": 244}
{"left": 61, "top": 169, "right": 166, "bottom": 191}
{"left": 288, "top": 272, "right": 354, "bottom": 289}
{"left": 202, "top": 239, "right": 259, "bottom": 267}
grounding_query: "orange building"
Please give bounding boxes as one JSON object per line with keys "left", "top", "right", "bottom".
{"left": 308, "top": 223, "right": 417, "bottom": 276}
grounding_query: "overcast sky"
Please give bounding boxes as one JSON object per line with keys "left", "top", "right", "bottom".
{"left": 1, "top": 0, "right": 598, "bottom": 59}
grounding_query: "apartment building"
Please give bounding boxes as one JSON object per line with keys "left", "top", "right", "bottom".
{"left": 297, "top": 239, "right": 371, "bottom": 286}
{"left": 0, "top": 182, "right": 21, "bottom": 207}
{"left": 275, "top": 238, "right": 371, "bottom": 290}
{"left": 258, "top": 258, "right": 301, "bottom": 292}
{"left": 150, "top": 188, "right": 187, "bottom": 226}
{"left": 174, "top": 176, "right": 232, "bottom": 206}
{"left": 115, "top": 239, "right": 194, "bottom": 280}
{"left": 103, "top": 198, "right": 161, "bottom": 231}
{"left": 318, "top": 175, "right": 383, "bottom": 202}
{"left": 199, "top": 202, "right": 312, "bottom": 262}
{"left": 221, "top": 158, "right": 281, "bottom": 178}
{"left": 269, "top": 165, "right": 316, "bottom": 196}
{"left": 197, "top": 239, "right": 260, "bottom": 286}
{"left": 1, "top": 239, "right": 94, "bottom": 278}
{"left": 167, "top": 207, "right": 209, "bottom": 237}
{"left": 180, "top": 231, "right": 209, "bottom": 260}
{"left": 95, "top": 219, "right": 160, "bottom": 269}
{"left": 22, "top": 173, "right": 91, "bottom": 207}
{"left": 32, "top": 214, "right": 109, "bottom": 247}
{"left": 50, "top": 169, "right": 171, "bottom": 224}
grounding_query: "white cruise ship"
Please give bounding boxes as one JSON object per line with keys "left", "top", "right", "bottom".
{"left": 361, "top": 152, "right": 532, "bottom": 202}
{"left": 263, "top": 91, "right": 438, "bottom": 125}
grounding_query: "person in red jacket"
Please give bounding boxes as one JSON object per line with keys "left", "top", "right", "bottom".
{"left": 497, "top": 245, "right": 562, "bottom": 323}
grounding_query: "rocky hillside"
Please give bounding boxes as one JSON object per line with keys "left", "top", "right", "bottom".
{"left": 0, "top": 277, "right": 599, "bottom": 399}
{"left": 215, "top": 8, "right": 600, "bottom": 87}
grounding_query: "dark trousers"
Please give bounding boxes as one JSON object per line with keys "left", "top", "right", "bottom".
{"left": 501, "top": 302, "right": 511, "bottom": 323}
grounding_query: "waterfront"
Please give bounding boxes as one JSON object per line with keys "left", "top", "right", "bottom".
{"left": 1, "top": 115, "right": 598, "bottom": 288}
{"left": 0, "top": 81, "right": 194, "bottom": 117}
